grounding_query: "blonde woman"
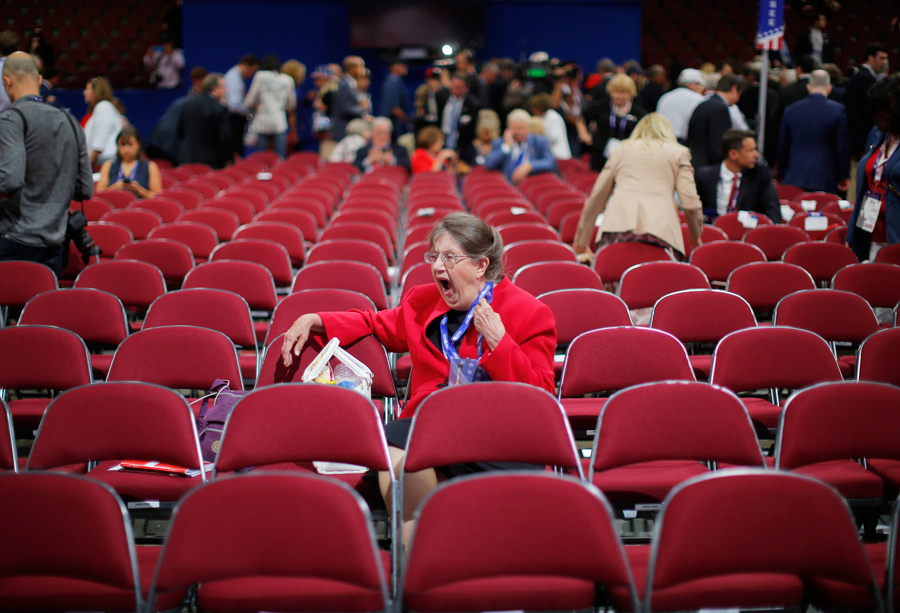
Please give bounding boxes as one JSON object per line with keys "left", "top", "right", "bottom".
{"left": 579, "top": 73, "right": 646, "bottom": 170}
{"left": 472, "top": 108, "right": 500, "bottom": 165}
{"left": 573, "top": 113, "right": 703, "bottom": 262}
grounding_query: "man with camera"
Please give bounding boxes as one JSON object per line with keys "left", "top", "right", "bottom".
{"left": 0, "top": 52, "right": 93, "bottom": 275}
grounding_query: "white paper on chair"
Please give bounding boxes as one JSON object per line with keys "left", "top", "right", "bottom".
{"left": 780, "top": 205, "right": 795, "bottom": 222}
{"left": 804, "top": 214, "right": 829, "bottom": 231}
{"left": 800, "top": 199, "right": 817, "bottom": 211}
{"left": 510, "top": 206, "right": 528, "bottom": 215}
{"left": 838, "top": 200, "right": 853, "bottom": 210}
{"left": 256, "top": 172, "right": 273, "bottom": 180}
{"left": 737, "top": 211, "right": 758, "bottom": 229}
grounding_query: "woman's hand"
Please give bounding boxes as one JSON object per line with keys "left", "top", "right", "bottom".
{"left": 281, "top": 313, "right": 324, "bottom": 367}
{"left": 574, "top": 243, "right": 595, "bottom": 265}
{"left": 473, "top": 298, "right": 506, "bottom": 351}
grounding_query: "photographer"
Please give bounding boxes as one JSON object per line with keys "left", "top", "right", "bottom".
{"left": 0, "top": 52, "right": 93, "bottom": 275}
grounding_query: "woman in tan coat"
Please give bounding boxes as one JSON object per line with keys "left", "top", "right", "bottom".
{"left": 573, "top": 113, "right": 703, "bottom": 262}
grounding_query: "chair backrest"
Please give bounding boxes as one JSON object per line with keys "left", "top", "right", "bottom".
{"left": 513, "top": 260, "right": 605, "bottom": 296}
{"left": 743, "top": 224, "right": 809, "bottom": 260}
{"left": 726, "top": 261, "right": 816, "bottom": 314}
{"left": 79, "top": 197, "right": 114, "bottom": 221}
{"left": 857, "top": 328, "right": 900, "bottom": 387}
{"left": 0, "top": 472, "right": 140, "bottom": 612}
{"left": 591, "top": 381, "right": 765, "bottom": 474}
{"left": 320, "top": 222, "right": 395, "bottom": 264}
{"left": 645, "top": 470, "right": 880, "bottom": 613}
{"left": 617, "top": 261, "right": 710, "bottom": 310}
{"left": 148, "top": 473, "right": 389, "bottom": 613}
{"left": 681, "top": 223, "right": 729, "bottom": 257}
{"left": 255, "top": 208, "right": 319, "bottom": 243}
{"left": 75, "top": 260, "right": 167, "bottom": 310}
{"left": 832, "top": 263, "right": 900, "bottom": 309}
{"left": 19, "top": 288, "right": 128, "bottom": 347}
{"left": 875, "top": 244, "right": 900, "bottom": 266}
{"left": 503, "top": 240, "right": 577, "bottom": 276}
{"left": 0, "top": 325, "right": 93, "bottom": 391}
{"left": 559, "top": 327, "right": 695, "bottom": 398}
{"left": 330, "top": 209, "right": 398, "bottom": 243}
{"left": 214, "top": 384, "right": 391, "bottom": 475}
{"left": 400, "top": 262, "right": 434, "bottom": 300}
{"left": 270, "top": 197, "right": 328, "bottom": 228}
{"left": 99, "top": 207, "right": 163, "bottom": 240}
{"left": 401, "top": 473, "right": 639, "bottom": 613}
{"left": 86, "top": 221, "right": 134, "bottom": 260}
{"left": 306, "top": 239, "right": 390, "bottom": 282}
{"left": 178, "top": 208, "right": 240, "bottom": 242}
{"left": 136, "top": 196, "right": 185, "bottom": 223}
{"left": 484, "top": 209, "right": 547, "bottom": 227}
{"left": 594, "top": 242, "right": 673, "bottom": 284}
{"left": 107, "top": 325, "right": 244, "bottom": 391}
{"left": 497, "top": 222, "right": 561, "bottom": 245}
{"left": 222, "top": 186, "right": 268, "bottom": 213}
{"left": 204, "top": 196, "right": 255, "bottom": 225}
{"left": 713, "top": 211, "right": 773, "bottom": 240}
{"left": 710, "top": 326, "right": 843, "bottom": 392}
{"left": 232, "top": 221, "right": 306, "bottom": 268}
{"left": 689, "top": 241, "right": 768, "bottom": 285}
{"left": 538, "top": 289, "right": 632, "bottom": 346}
{"left": 114, "top": 238, "right": 194, "bottom": 288}
{"left": 183, "top": 260, "right": 277, "bottom": 311}
{"left": 0, "top": 400, "right": 17, "bottom": 471}
{"left": 144, "top": 288, "right": 257, "bottom": 348}
{"left": 648, "top": 286, "right": 758, "bottom": 348}
{"left": 776, "top": 381, "right": 900, "bottom": 470}
{"left": 28, "top": 381, "right": 204, "bottom": 473}
{"left": 403, "top": 382, "right": 582, "bottom": 475}
{"left": 95, "top": 188, "right": 138, "bottom": 209}
{"left": 782, "top": 241, "right": 860, "bottom": 286}
{"left": 291, "top": 261, "right": 388, "bottom": 310}
{"left": 796, "top": 191, "right": 840, "bottom": 211}
{"left": 773, "top": 289, "right": 881, "bottom": 344}
{"left": 148, "top": 221, "right": 219, "bottom": 261}
{"left": 210, "top": 239, "right": 294, "bottom": 288}
{"left": 0, "top": 260, "right": 58, "bottom": 311}
{"left": 266, "top": 289, "right": 376, "bottom": 347}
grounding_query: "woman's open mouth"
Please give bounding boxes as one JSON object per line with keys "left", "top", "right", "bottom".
{"left": 438, "top": 278, "right": 451, "bottom": 292}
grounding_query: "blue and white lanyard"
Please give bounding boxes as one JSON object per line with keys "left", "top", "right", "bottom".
{"left": 609, "top": 109, "right": 628, "bottom": 138}
{"left": 116, "top": 162, "right": 138, "bottom": 183}
{"left": 514, "top": 142, "right": 529, "bottom": 168}
{"left": 439, "top": 282, "right": 494, "bottom": 363}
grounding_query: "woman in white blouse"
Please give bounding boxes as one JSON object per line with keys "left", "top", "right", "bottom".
{"left": 244, "top": 55, "right": 297, "bottom": 159}
{"left": 529, "top": 92, "right": 572, "bottom": 160}
{"left": 82, "top": 77, "right": 122, "bottom": 165}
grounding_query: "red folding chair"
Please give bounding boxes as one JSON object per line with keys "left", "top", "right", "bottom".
{"left": 291, "top": 261, "right": 388, "bottom": 310}
{"left": 713, "top": 211, "right": 773, "bottom": 240}
{"left": 513, "top": 260, "right": 605, "bottom": 295}
{"left": 593, "top": 242, "right": 673, "bottom": 285}
{"left": 100, "top": 208, "right": 163, "bottom": 240}
{"left": 306, "top": 239, "right": 390, "bottom": 283}
{"left": 178, "top": 208, "right": 240, "bottom": 242}
{"left": 232, "top": 221, "right": 306, "bottom": 268}
{"left": 210, "top": 239, "right": 294, "bottom": 289}
{"left": 502, "top": 240, "right": 577, "bottom": 277}
{"left": 726, "top": 261, "right": 816, "bottom": 319}
{"left": 690, "top": 240, "right": 767, "bottom": 286}
{"left": 617, "top": 261, "right": 710, "bottom": 311}
{"left": 783, "top": 241, "right": 860, "bottom": 286}
{"left": 148, "top": 221, "right": 218, "bottom": 262}
{"left": 743, "top": 224, "right": 809, "bottom": 260}
{"left": 115, "top": 238, "right": 194, "bottom": 289}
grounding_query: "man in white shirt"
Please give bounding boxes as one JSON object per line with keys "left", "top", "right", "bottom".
{"left": 657, "top": 68, "right": 705, "bottom": 145}
{"left": 223, "top": 54, "right": 259, "bottom": 159}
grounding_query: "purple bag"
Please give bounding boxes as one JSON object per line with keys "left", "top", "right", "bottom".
{"left": 196, "top": 379, "right": 246, "bottom": 463}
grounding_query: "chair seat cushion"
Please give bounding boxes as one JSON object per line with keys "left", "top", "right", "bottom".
{"left": 740, "top": 397, "right": 782, "bottom": 430}
{"left": 198, "top": 576, "right": 386, "bottom": 613}
{"left": 7, "top": 398, "right": 51, "bottom": 431}
{"left": 90, "top": 353, "right": 115, "bottom": 378}
{"left": 866, "top": 458, "right": 900, "bottom": 497}
{"left": 238, "top": 352, "right": 257, "bottom": 380}
{"left": 0, "top": 575, "right": 138, "bottom": 612}
{"left": 88, "top": 460, "right": 205, "bottom": 503}
{"left": 791, "top": 460, "right": 884, "bottom": 500}
{"left": 689, "top": 354, "right": 713, "bottom": 380}
{"left": 403, "top": 574, "right": 596, "bottom": 612}
{"left": 650, "top": 572, "right": 804, "bottom": 611}
{"left": 591, "top": 461, "right": 710, "bottom": 504}
{"left": 560, "top": 397, "right": 608, "bottom": 431}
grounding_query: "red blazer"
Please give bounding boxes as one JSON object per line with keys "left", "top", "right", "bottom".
{"left": 320, "top": 278, "right": 557, "bottom": 418}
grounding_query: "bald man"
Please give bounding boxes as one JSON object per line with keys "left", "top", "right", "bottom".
{"left": 0, "top": 52, "right": 93, "bottom": 274}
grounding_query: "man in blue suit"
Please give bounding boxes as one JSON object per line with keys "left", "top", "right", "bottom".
{"left": 484, "top": 109, "right": 557, "bottom": 184}
{"left": 778, "top": 69, "right": 850, "bottom": 194}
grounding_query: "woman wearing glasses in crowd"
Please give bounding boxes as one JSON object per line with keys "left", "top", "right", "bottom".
{"left": 281, "top": 212, "right": 556, "bottom": 522}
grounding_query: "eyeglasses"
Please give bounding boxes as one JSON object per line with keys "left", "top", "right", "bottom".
{"left": 424, "top": 251, "right": 469, "bottom": 267}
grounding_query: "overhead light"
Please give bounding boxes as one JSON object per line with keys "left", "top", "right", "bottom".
{"left": 441, "top": 44, "right": 454, "bottom": 56}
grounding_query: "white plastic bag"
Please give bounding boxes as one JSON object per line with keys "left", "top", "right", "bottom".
{"left": 301, "top": 337, "right": 374, "bottom": 399}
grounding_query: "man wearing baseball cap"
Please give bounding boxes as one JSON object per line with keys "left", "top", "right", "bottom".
{"left": 657, "top": 68, "right": 705, "bottom": 145}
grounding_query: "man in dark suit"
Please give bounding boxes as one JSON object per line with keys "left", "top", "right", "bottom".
{"left": 778, "top": 70, "right": 850, "bottom": 194}
{"left": 436, "top": 72, "right": 482, "bottom": 165}
{"left": 779, "top": 55, "right": 816, "bottom": 112}
{"left": 353, "top": 116, "right": 410, "bottom": 174}
{"left": 844, "top": 43, "right": 889, "bottom": 157}
{"left": 687, "top": 73, "right": 743, "bottom": 168}
{"left": 694, "top": 129, "right": 782, "bottom": 222}
{"left": 331, "top": 55, "right": 369, "bottom": 142}
{"left": 177, "top": 72, "right": 232, "bottom": 169}
{"left": 794, "top": 13, "right": 835, "bottom": 66}
{"left": 637, "top": 64, "right": 667, "bottom": 112}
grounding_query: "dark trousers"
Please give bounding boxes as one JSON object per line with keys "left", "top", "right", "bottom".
{"left": 0, "top": 237, "right": 64, "bottom": 276}
{"left": 229, "top": 113, "right": 248, "bottom": 160}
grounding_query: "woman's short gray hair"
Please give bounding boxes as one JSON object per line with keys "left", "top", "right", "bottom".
{"left": 427, "top": 212, "right": 505, "bottom": 282}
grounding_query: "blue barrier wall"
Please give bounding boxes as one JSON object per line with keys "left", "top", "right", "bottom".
{"left": 56, "top": 0, "right": 642, "bottom": 153}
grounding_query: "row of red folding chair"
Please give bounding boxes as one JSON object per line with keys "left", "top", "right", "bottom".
{"left": 3, "top": 467, "right": 886, "bottom": 613}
